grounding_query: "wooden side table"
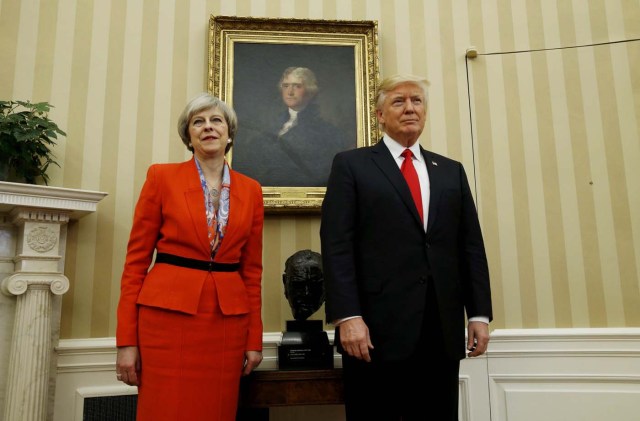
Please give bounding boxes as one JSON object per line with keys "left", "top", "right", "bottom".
{"left": 236, "top": 368, "right": 344, "bottom": 421}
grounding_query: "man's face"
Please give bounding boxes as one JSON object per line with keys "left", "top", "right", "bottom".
{"left": 376, "top": 82, "right": 427, "bottom": 147}
{"left": 280, "top": 74, "right": 311, "bottom": 111}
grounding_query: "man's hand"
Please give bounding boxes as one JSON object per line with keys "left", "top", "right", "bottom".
{"left": 466, "top": 321, "right": 490, "bottom": 357}
{"left": 339, "top": 317, "right": 374, "bottom": 362}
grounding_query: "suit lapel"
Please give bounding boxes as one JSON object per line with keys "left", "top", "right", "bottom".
{"left": 370, "top": 141, "right": 423, "bottom": 228}
{"left": 182, "top": 158, "right": 213, "bottom": 256}
{"left": 221, "top": 168, "right": 241, "bottom": 252}
{"left": 421, "top": 148, "right": 442, "bottom": 234}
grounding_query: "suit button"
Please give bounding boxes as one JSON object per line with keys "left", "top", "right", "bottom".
{"left": 425, "top": 242, "right": 430, "bottom": 248}
{"left": 419, "top": 276, "right": 427, "bottom": 284}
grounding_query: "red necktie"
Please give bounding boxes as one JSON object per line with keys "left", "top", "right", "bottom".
{"left": 401, "top": 149, "right": 423, "bottom": 223}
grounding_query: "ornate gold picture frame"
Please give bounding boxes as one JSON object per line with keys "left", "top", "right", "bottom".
{"left": 209, "top": 15, "right": 379, "bottom": 213}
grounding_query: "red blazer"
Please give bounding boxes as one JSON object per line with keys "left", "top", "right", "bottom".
{"left": 116, "top": 157, "right": 264, "bottom": 351}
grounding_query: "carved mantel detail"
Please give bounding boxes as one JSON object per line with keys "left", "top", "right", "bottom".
{"left": 0, "top": 181, "right": 107, "bottom": 421}
{"left": 1, "top": 272, "right": 70, "bottom": 296}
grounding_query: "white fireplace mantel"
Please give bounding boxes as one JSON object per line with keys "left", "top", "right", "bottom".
{"left": 0, "top": 181, "right": 107, "bottom": 219}
{"left": 0, "top": 181, "right": 107, "bottom": 421}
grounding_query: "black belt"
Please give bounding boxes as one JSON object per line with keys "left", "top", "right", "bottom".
{"left": 155, "top": 253, "right": 240, "bottom": 272}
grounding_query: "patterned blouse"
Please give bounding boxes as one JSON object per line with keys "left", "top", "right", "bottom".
{"left": 194, "top": 158, "right": 230, "bottom": 258}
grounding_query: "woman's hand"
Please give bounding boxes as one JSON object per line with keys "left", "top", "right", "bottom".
{"left": 116, "top": 346, "right": 141, "bottom": 386}
{"left": 242, "top": 350, "right": 263, "bottom": 376}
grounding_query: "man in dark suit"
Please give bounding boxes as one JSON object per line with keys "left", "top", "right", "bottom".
{"left": 320, "top": 74, "right": 493, "bottom": 420}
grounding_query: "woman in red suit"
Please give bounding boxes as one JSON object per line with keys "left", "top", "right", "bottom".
{"left": 115, "top": 93, "right": 264, "bottom": 420}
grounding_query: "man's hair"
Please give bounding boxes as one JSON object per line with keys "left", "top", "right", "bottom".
{"left": 279, "top": 67, "right": 319, "bottom": 97}
{"left": 177, "top": 92, "right": 238, "bottom": 154}
{"left": 375, "top": 74, "right": 430, "bottom": 133}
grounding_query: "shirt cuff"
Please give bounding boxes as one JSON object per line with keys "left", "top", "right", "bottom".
{"left": 468, "top": 316, "right": 490, "bottom": 324}
{"left": 332, "top": 315, "right": 362, "bottom": 326}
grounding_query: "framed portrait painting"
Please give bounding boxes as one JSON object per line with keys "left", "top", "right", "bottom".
{"left": 209, "top": 15, "right": 379, "bottom": 213}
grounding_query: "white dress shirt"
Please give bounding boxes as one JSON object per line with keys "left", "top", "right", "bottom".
{"left": 278, "top": 108, "right": 298, "bottom": 136}
{"left": 383, "top": 135, "right": 429, "bottom": 232}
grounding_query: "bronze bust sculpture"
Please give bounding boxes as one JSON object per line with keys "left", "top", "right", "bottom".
{"left": 279, "top": 249, "right": 333, "bottom": 369}
{"left": 282, "top": 249, "right": 324, "bottom": 321}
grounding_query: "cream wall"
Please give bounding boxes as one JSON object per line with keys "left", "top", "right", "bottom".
{"left": 1, "top": 0, "right": 638, "bottom": 339}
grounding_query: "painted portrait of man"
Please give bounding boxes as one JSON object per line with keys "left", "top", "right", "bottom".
{"left": 230, "top": 43, "right": 357, "bottom": 187}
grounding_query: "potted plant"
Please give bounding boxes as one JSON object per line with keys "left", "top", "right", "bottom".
{"left": 0, "top": 100, "right": 66, "bottom": 185}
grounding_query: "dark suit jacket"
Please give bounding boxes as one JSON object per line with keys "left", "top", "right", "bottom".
{"left": 116, "top": 157, "right": 264, "bottom": 351}
{"left": 320, "top": 140, "right": 492, "bottom": 361}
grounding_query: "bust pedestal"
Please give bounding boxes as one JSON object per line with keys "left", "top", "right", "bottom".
{"left": 278, "top": 320, "right": 334, "bottom": 370}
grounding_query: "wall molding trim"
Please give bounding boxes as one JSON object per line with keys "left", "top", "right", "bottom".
{"left": 53, "top": 328, "right": 640, "bottom": 421}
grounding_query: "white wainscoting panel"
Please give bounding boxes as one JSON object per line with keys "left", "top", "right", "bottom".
{"left": 487, "top": 328, "right": 640, "bottom": 421}
{"left": 460, "top": 354, "right": 491, "bottom": 421}
{"left": 53, "top": 328, "right": 640, "bottom": 421}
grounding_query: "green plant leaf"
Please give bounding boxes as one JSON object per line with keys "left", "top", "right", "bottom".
{"left": 0, "top": 100, "right": 65, "bottom": 185}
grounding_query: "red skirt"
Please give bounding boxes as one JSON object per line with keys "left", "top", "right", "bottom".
{"left": 136, "top": 276, "right": 249, "bottom": 421}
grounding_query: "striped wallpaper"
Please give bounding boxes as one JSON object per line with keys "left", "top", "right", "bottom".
{"left": 467, "top": 0, "right": 640, "bottom": 329}
{"left": 0, "top": 0, "right": 638, "bottom": 338}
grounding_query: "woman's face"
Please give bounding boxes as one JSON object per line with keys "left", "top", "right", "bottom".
{"left": 188, "top": 107, "right": 229, "bottom": 160}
